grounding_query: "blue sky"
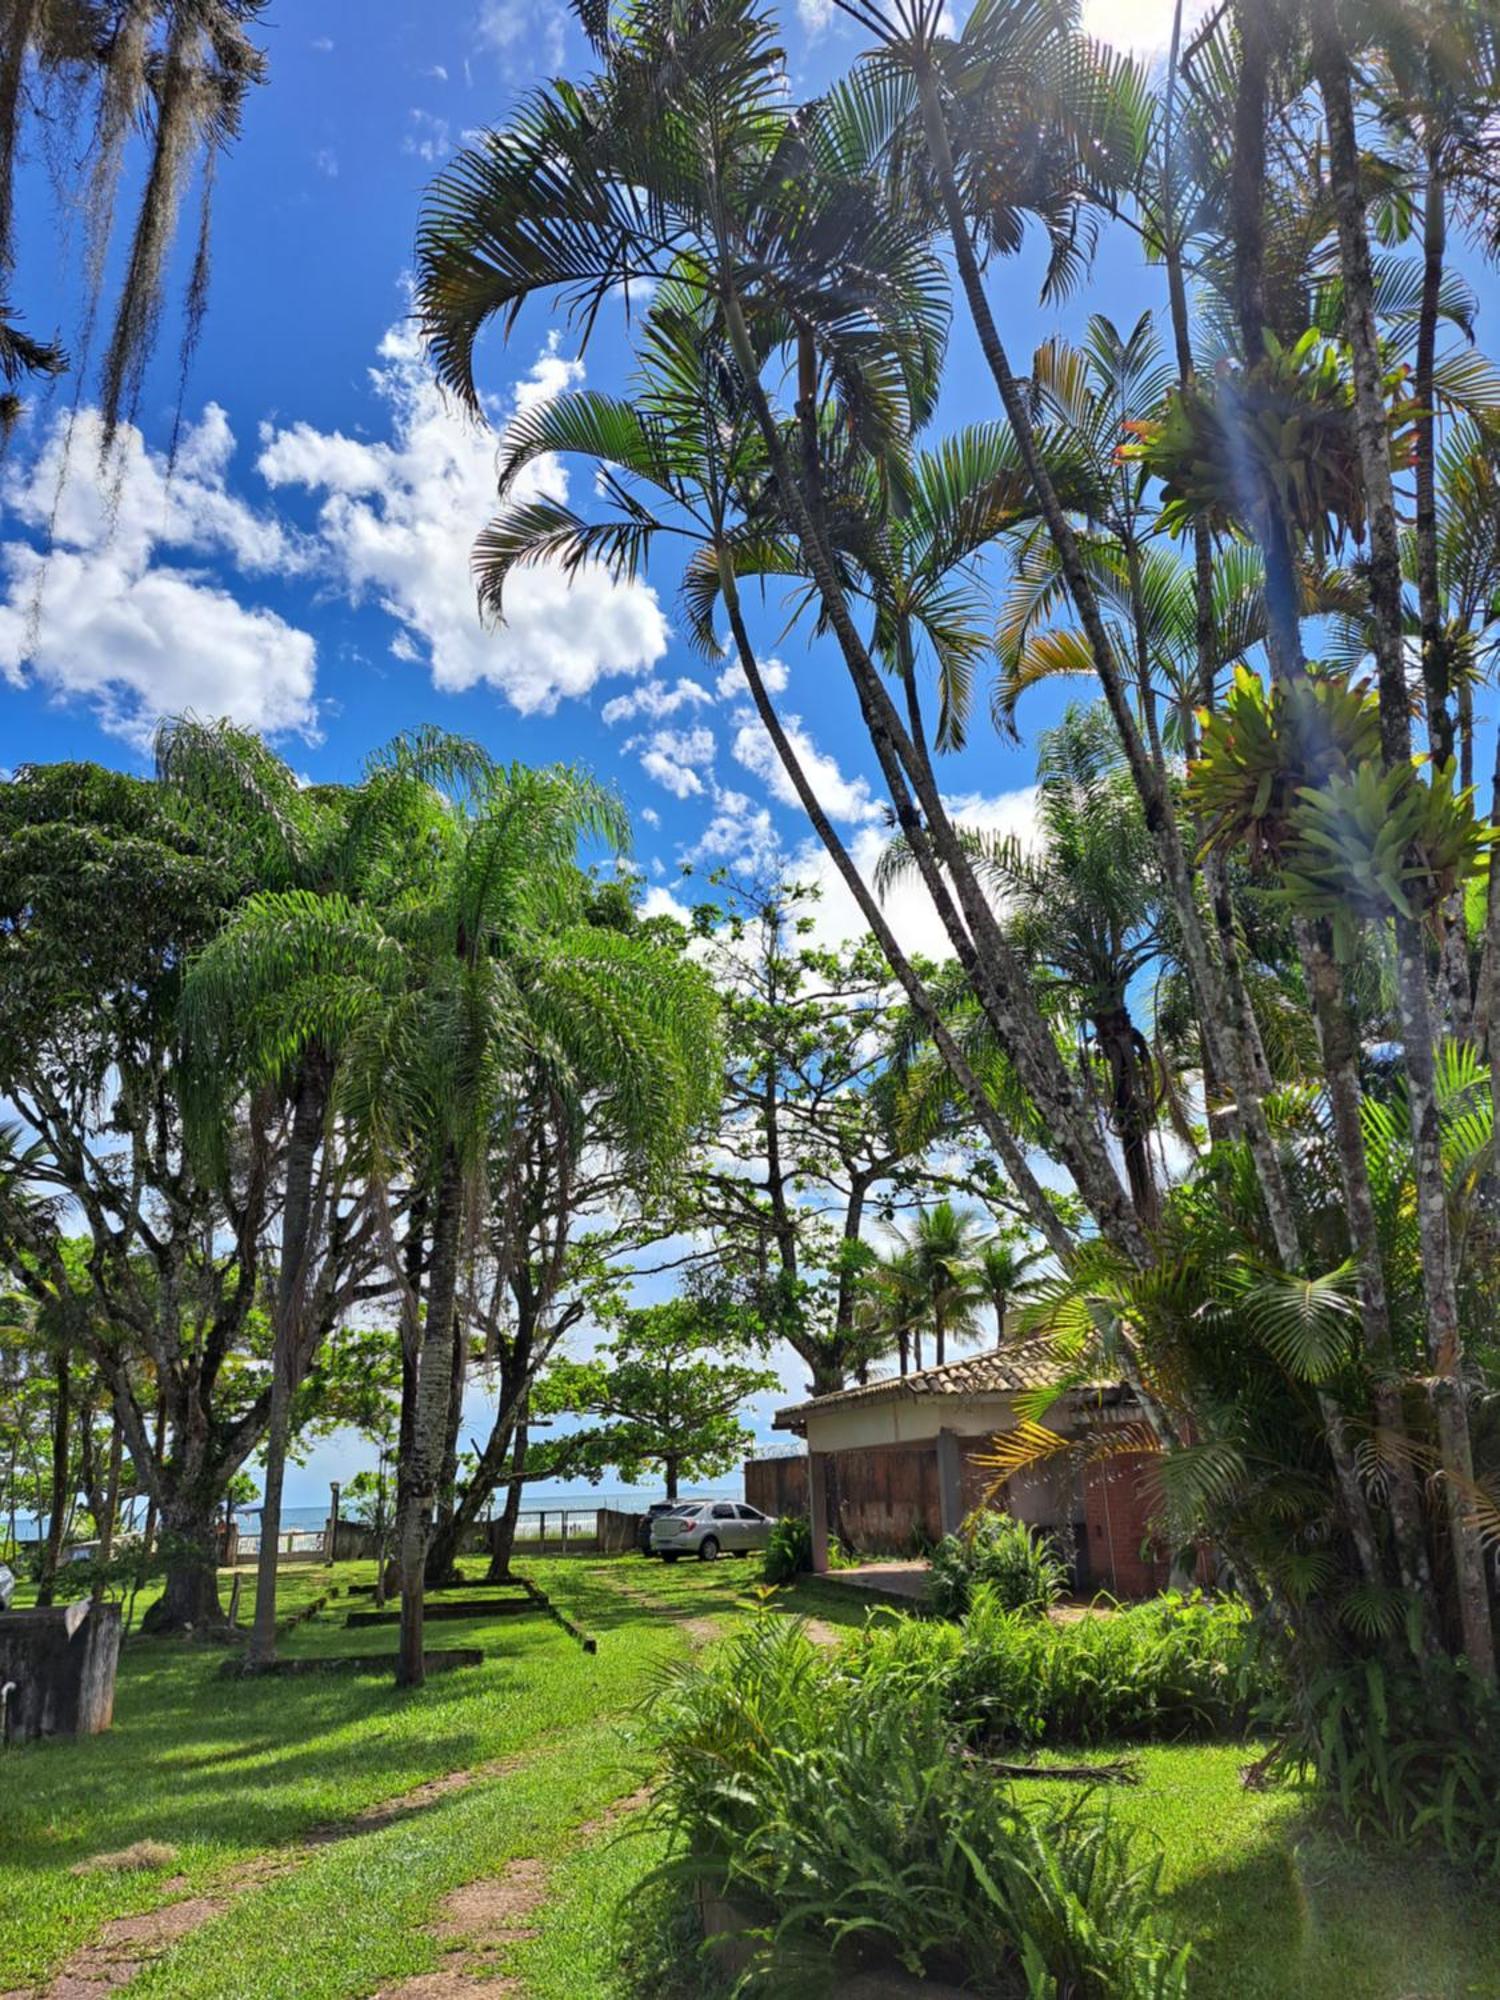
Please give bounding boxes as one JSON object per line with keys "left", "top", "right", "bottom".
{"left": 13, "top": 0, "right": 1474, "bottom": 1510}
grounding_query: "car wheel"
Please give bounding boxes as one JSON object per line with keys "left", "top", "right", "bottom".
{"left": 661, "top": 1552, "right": 679, "bottom": 1564}
{"left": 698, "top": 1535, "right": 720, "bottom": 1562}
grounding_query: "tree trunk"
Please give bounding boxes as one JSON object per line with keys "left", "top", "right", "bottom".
{"left": 1095, "top": 1005, "right": 1159, "bottom": 1230}
{"left": 395, "top": 1146, "right": 464, "bottom": 1689}
{"left": 1300, "top": 922, "right": 1436, "bottom": 1615}
{"left": 247, "top": 1057, "right": 329, "bottom": 1671}
{"left": 665, "top": 1459, "right": 679, "bottom": 1502}
{"left": 93, "top": 1413, "right": 124, "bottom": 1606}
{"left": 426, "top": 1314, "right": 470, "bottom": 1588}
{"left": 35, "top": 1345, "right": 71, "bottom": 1608}
{"left": 718, "top": 562, "right": 1076, "bottom": 1272}
{"left": 486, "top": 1421, "right": 528, "bottom": 1583}
{"left": 1314, "top": 1, "right": 1495, "bottom": 1679}
{"left": 140, "top": 1489, "right": 226, "bottom": 1633}
{"left": 720, "top": 298, "right": 1147, "bottom": 1269}
{"left": 140, "top": 1383, "right": 167, "bottom": 1557}
{"left": 909, "top": 59, "right": 1304, "bottom": 1270}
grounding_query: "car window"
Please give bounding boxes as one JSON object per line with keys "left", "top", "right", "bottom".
{"left": 736, "top": 1506, "right": 762, "bottom": 1521}
{"left": 712, "top": 1503, "right": 736, "bottom": 1519}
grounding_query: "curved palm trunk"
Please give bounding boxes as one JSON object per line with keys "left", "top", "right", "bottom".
{"left": 1315, "top": 2, "right": 1494, "bottom": 1678}
{"left": 247, "top": 1059, "right": 329, "bottom": 1670}
{"left": 723, "top": 289, "right": 1146, "bottom": 1256}
{"left": 427, "top": 1311, "right": 470, "bottom": 1586}
{"left": 395, "top": 1146, "right": 464, "bottom": 1689}
{"left": 909, "top": 59, "right": 1301, "bottom": 1275}
{"left": 718, "top": 562, "right": 1077, "bottom": 1269}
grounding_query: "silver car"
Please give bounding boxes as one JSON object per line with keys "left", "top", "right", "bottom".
{"left": 650, "top": 1501, "right": 773, "bottom": 1562}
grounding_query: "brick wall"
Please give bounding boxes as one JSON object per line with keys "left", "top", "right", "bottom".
{"left": 1083, "top": 1452, "right": 1169, "bottom": 1599}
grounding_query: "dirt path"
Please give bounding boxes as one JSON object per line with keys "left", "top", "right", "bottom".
{"left": 5, "top": 1574, "right": 716, "bottom": 2000}
{"left": 1, "top": 1747, "right": 548, "bottom": 2000}
{"left": 369, "top": 1787, "right": 654, "bottom": 2000}
{"left": 583, "top": 1565, "right": 728, "bottom": 1648}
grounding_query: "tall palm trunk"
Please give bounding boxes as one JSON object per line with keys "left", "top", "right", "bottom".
{"left": 247, "top": 1057, "right": 329, "bottom": 1670}
{"left": 718, "top": 299, "right": 1146, "bottom": 1264}
{"left": 396, "top": 1146, "right": 464, "bottom": 1689}
{"left": 1314, "top": 0, "right": 1494, "bottom": 1679}
{"left": 35, "top": 1344, "right": 70, "bottom": 1609}
{"left": 908, "top": 56, "right": 1302, "bottom": 1272}
{"left": 718, "top": 559, "right": 1075, "bottom": 1268}
{"left": 1095, "top": 1005, "right": 1159, "bottom": 1230}
{"left": 427, "top": 1307, "right": 470, "bottom": 1586}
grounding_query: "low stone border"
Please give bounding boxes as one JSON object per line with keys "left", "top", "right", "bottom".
{"left": 344, "top": 1598, "right": 536, "bottom": 1628}
{"left": 218, "top": 1647, "right": 484, "bottom": 1679}
{"left": 514, "top": 1573, "right": 598, "bottom": 1654}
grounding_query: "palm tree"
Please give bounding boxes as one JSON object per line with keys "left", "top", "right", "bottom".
{"left": 901, "top": 1202, "right": 988, "bottom": 1369}
{"left": 419, "top": 903, "right": 721, "bottom": 1586}
{"left": 414, "top": 0, "right": 1148, "bottom": 1269}
{"left": 860, "top": 1243, "right": 927, "bottom": 1375}
{"left": 347, "top": 754, "right": 714, "bottom": 1687}
{"left": 977, "top": 1237, "right": 1047, "bottom": 1342}
{"left": 169, "top": 718, "right": 453, "bottom": 1667}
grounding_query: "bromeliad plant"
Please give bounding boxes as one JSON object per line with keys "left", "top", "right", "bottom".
{"left": 648, "top": 1616, "right": 1190, "bottom": 1997}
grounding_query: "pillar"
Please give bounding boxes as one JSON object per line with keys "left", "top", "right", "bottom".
{"left": 808, "top": 1451, "right": 831, "bottom": 1574}
{"left": 936, "top": 1429, "right": 963, "bottom": 1537}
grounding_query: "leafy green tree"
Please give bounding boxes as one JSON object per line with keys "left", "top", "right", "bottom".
{"left": 540, "top": 1301, "right": 778, "bottom": 1501}
{"left": 0, "top": 761, "right": 279, "bottom": 1631}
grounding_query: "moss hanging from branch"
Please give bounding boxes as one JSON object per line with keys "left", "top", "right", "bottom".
{"left": 0, "top": 0, "right": 268, "bottom": 445}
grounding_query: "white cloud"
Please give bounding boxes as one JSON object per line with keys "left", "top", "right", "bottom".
{"left": 731, "top": 708, "right": 881, "bottom": 825}
{"left": 477, "top": 0, "right": 565, "bottom": 72}
{"left": 640, "top": 806, "right": 661, "bottom": 828}
{"left": 635, "top": 724, "right": 716, "bottom": 799}
{"left": 601, "top": 676, "right": 713, "bottom": 726}
{"left": 1081, "top": 0, "right": 1208, "bottom": 54}
{"left": 422, "top": 63, "right": 450, "bottom": 81}
{"left": 258, "top": 325, "right": 669, "bottom": 715}
{"left": 314, "top": 147, "right": 339, "bottom": 178}
{"left": 402, "top": 109, "right": 452, "bottom": 161}
{"left": 310, "top": 35, "right": 333, "bottom": 52}
{"left": 686, "top": 787, "right": 780, "bottom": 871}
{"left": 0, "top": 408, "right": 318, "bottom": 751}
{"left": 797, "top": 0, "right": 834, "bottom": 32}
{"left": 715, "top": 654, "right": 788, "bottom": 701}
{"left": 639, "top": 884, "right": 694, "bottom": 924}
{"left": 790, "top": 788, "right": 1040, "bottom": 959}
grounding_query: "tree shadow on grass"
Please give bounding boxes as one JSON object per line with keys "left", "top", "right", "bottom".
{"left": 1161, "top": 1808, "right": 1500, "bottom": 2000}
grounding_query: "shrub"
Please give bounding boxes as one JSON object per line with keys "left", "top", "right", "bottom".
{"left": 842, "top": 1588, "right": 1268, "bottom": 1746}
{"left": 1273, "top": 1652, "right": 1500, "bottom": 1871}
{"left": 649, "top": 1617, "right": 1188, "bottom": 1998}
{"left": 927, "top": 1511, "right": 1069, "bottom": 1619}
{"left": 762, "top": 1515, "right": 812, "bottom": 1584}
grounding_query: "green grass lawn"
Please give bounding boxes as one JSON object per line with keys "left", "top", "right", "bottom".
{"left": 6, "top": 1554, "right": 1500, "bottom": 1999}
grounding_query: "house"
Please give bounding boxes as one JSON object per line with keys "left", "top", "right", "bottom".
{"left": 766, "top": 1339, "right": 1170, "bottom": 1599}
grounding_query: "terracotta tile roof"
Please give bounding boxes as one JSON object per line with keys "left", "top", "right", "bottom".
{"left": 772, "top": 1337, "right": 1109, "bottom": 1429}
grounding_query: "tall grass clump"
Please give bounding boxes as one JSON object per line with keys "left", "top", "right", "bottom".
{"left": 648, "top": 1617, "right": 1189, "bottom": 1998}
{"left": 843, "top": 1588, "right": 1268, "bottom": 1747}
{"left": 927, "top": 1512, "right": 1069, "bottom": 1619}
